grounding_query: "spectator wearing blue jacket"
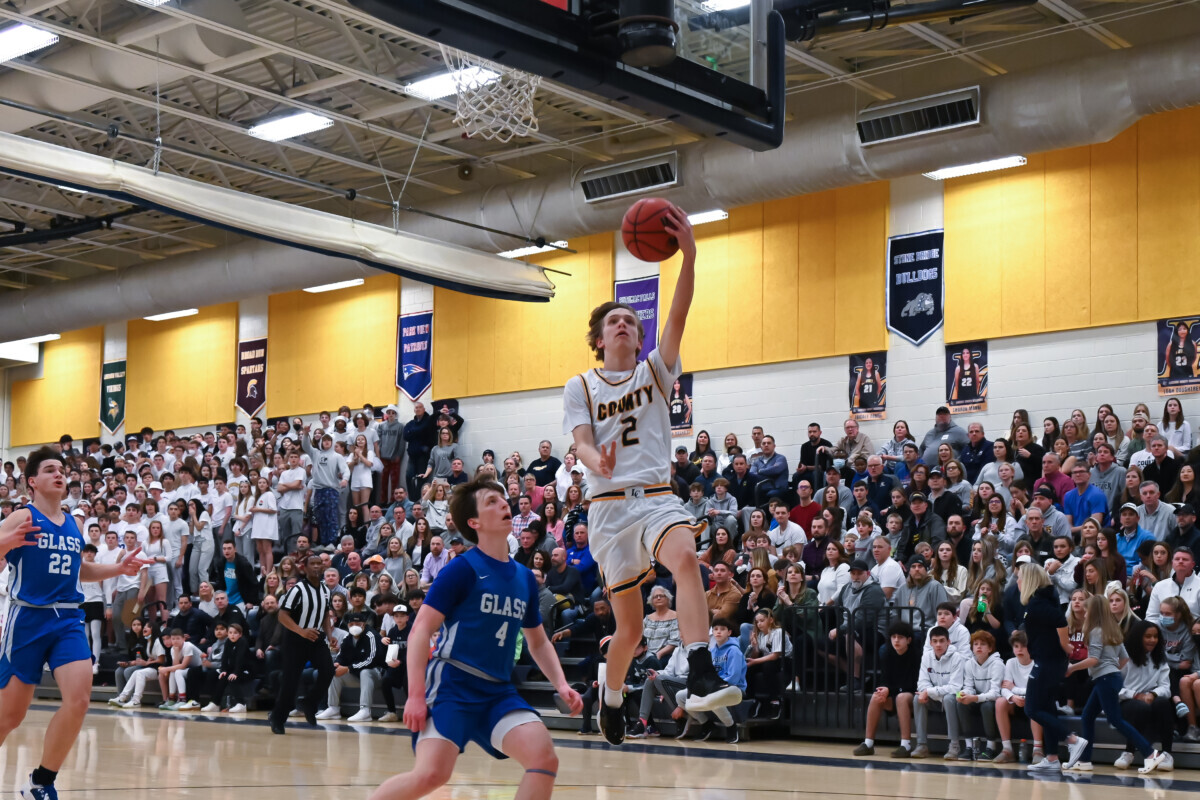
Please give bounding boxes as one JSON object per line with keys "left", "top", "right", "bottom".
{"left": 1063, "top": 463, "right": 1110, "bottom": 536}
{"left": 750, "top": 435, "right": 789, "bottom": 505}
{"left": 566, "top": 523, "right": 599, "bottom": 600}
{"left": 1115, "top": 503, "right": 1156, "bottom": 578}
{"left": 675, "top": 617, "right": 747, "bottom": 744}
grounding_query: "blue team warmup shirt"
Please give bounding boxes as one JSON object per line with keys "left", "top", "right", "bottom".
{"left": 424, "top": 547, "right": 541, "bottom": 682}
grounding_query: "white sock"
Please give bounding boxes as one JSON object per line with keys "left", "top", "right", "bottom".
{"left": 1002, "top": 739, "right": 1012, "bottom": 751}
{"left": 901, "top": 740, "right": 912, "bottom": 750}
{"left": 603, "top": 685, "right": 624, "bottom": 708}
{"left": 684, "top": 642, "right": 706, "bottom": 655}
{"left": 864, "top": 738, "right": 874, "bottom": 747}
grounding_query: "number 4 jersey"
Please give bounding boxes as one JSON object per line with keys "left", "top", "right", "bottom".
{"left": 562, "top": 348, "right": 679, "bottom": 497}
{"left": 8, "top": 506, "right": 85, "bottom": 606}
{"left": 424, "top": 547, "right": 541, "bottom": 683}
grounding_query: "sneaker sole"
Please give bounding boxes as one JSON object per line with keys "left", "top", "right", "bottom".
{"left": 685, "top": 685, "right": 742, "bottom": 713}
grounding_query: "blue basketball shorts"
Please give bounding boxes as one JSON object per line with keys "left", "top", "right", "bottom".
{"left": 415, "top": 660, "right": 540, "bottom": 759}
{"left": 0, "top": 606, "right": 92, "bottom": 687}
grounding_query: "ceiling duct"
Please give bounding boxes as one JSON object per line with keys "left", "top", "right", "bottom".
{"left": 579, "top": 152, "right": 679, "bottom": 203}
{"left": 856, "top": 87, "right": 980, "bottom": 146}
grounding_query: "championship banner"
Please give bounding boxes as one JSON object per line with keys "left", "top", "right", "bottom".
{"left": 669, "top": 373, "right": 694, "bottom": 438}
{"left": 614, "top": 275, "right": 659, "bottom": 360}
{"left": 849, "top": 352, "right": 887, "bottom": 421}
{"left": 946, "top": 341, "right": 988, "bottom": 414}
{"left": 236, "top": 339, "right": 267, "bottom": 416}
{"left": 1157, "top": 317, "right": 1200, "bottom": 395}
{"left": 886, "top": 230, "right": 944, "bottom": 346}
{"left": 100, "top": 360, "right": 126, "bottom": 433}
{"left": 397, "top": 311, "right": 433, "bottom": 401}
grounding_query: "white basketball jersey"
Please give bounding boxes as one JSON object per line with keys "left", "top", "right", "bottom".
{"left": 562, "top": 348, "right": 680, "bottom": 496}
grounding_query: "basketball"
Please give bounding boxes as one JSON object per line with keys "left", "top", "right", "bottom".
{"left": 622, "top": 197, "right": 679, "bottom": 262}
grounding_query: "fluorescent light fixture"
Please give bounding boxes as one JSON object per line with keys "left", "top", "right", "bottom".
{"left": 702, "top": 0, "right": 751, "bottom": 10}
{"left": 248, "top": 111, "right": 333, "bottom": 142}
{"left": 143, "top": 308, "right": 198, "bottom": 322}
{"left": 498, "top": 240, "right": 568, "bottom": 259}
{"left": 56, "top": 184, "right": 86, "bottom": 194}
{"left": 0, "top": 333, "right": 60, "bottom": 346}
{"left": 687, "top": 209, "right": 729, "bottom": 226}
{"left": 923, "top": 155, "right": 1027, "bottom": 180}
{"left": 405, "top": 67, "right": 499, "bottom": 101}
{"left": 0, "top": 23, "right": 59, "bottom": 62}
{"left": 303, "top": 278, "right": 364, "bottom": 293}
{"left": 129, "top": 0, "right": 172, "bottom": 6}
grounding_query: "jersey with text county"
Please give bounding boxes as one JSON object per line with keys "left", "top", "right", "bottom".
{"left": 7, "top": 506, "right": 84, "bottom": 606}
{"left": 562, "top": 348, "right": 681, "bottom": 496}
{"left": 425, "top": 547, "right": 540, "bottom": 683}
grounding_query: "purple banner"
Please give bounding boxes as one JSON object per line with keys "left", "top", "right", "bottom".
{"left": 236, "top": 339, "right": 267, "bottom": 416}
{"left": 614, "top": 275, "right": 659, "bottom": 361}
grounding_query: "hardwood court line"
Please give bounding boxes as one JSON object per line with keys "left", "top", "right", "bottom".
{"left": 44, "top": 704, "right": 1200, "bottom": 793}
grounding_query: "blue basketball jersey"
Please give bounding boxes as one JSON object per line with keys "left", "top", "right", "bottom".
{"left": 7, "top": 506, "right": 84, "bottom": 606}
{"left": 424, "top": 547, "right": 541, "bottom": 683}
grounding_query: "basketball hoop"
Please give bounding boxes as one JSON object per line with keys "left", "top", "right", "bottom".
{"left": 438, "top": 45, "right": 542, "bottom": 143}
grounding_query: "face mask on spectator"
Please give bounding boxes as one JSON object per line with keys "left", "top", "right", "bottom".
{"left": 1161, "top": 617, "right": 1175, "bottom": 627}
{"left": 349, "top": 625, "right": 364, "bottom": 637}
{"left": 833, "top": 459, "right": 846, "bottom": 470}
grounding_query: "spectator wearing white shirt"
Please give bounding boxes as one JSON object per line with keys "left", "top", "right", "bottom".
{"left": 870, "top": 536, "right": 905, "bottom": 601}
{"left": 114, "top": 503, "right": 149, "bottom": 546}
{"left": 769, "top": 505, "right": 807, "bottom": 551}
{"left": 817, "top": 540, "right": 851, "bottom": 605}
{"left": 276, "top": 452, "right": 307, "bottom": 551}
{"left": 1161, "top": 398, "right": 1192, "bottom": 458}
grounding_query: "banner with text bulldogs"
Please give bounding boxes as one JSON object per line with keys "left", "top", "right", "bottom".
{"left": 886, "top": 230, "right": 944, "bottom": 346}
{"left": 100, "top": 360, "right": 126, "bottom": 433}
{"left": 398, "top": 311, "right": 433, "bottom": 401}
{"left": 236, "top": 339, "right": 267, "bottom": 416}
{"left": 1157, "top": 317, "right": 1200, "bottom": 395}
{"left": 946, "top": 341, "right": 988, "bottom": 414}
{"left": 614, "top": 275, "right": 658, "bottom": 361}
{"left": 849, "top": 352, "right": 887, "bottom": 421}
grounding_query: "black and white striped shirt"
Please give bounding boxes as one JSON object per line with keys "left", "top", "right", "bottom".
{"left": 280, "top": 579, "right": 331, "bottom": 630}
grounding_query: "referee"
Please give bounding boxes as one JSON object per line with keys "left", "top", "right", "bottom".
{"left": 269, "top": 554, "right": 336, "bottom": 735}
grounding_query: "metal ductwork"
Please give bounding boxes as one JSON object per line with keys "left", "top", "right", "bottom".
{"left": 0, "top": 0, "right": 250, "bottom": 133}
{"left": 0, "top": 33, "right": 1198, "bottom": 340}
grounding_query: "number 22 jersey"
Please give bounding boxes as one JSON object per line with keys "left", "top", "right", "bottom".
{"left": 424, "top": 547, "right": 541, "bottom": 683}
{"left": 562, "top": 348, "right": 680, "bottom": 496}
{"left": 7, "top": 506, "right": 84, "bottom": 606}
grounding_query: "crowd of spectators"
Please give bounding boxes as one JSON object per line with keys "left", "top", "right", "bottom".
{"left": 2, "top": 396, "right": 1200, "bottom": 754}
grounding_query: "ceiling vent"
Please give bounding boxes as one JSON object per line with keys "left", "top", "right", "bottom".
{"left": 578, "top": 152, "right": 678, "bottom": 203}
{"left": 856, "top": 87, "right": 981, "bottom": 146}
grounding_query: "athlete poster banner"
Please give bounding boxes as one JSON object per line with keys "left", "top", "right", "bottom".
{"left": 397, "top": 311, "right": 433, "bottom": 401}
{"left": 1157, "top": 317, "right": 1200, "bottom": 395}
{"left": 100, "top": 360, "right": 126, "bottom": 433}
{"left": 946, "top": 341, "right": 988, "bottom": 414}
{"left": 669, "top": 373, "right": 694, "bottom": 438}
{"left": 614, "top": 275, "right": 658, "bottom": 361}
{"left": 236, "top": 339, "right": 267, "bottom": 416}
{"left": 886, "top": 230, "right": 944, "bottom": 346}
{"left": 849, "top": 352, "right": 887, "bottom": 421}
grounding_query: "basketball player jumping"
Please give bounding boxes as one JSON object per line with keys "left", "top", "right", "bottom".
{"left": 369, "top": 475, "right": 582, "bottom": 800}
{"left": 0, "top": 447, "right": 154, "bottom": 800}
{"left": 564, "top": 202, "right": 738, "bottom": 745}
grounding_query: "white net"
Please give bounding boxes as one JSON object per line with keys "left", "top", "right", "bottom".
{"left": 438, "top": 45, "right": 542, "bottom": 143}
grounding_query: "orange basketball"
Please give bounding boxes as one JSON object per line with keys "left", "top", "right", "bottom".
{"left": 621, "top": 198, "right": 679, "bottom": 262}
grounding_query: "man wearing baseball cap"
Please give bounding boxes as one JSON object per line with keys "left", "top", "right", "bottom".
{"left": 1030, "top": 486, "right": 1068, "bottom": 541}
{"left": 917, "top": 406, "right": 968, "bottom": 463}
{"left": 895, "top": 555, "right": 947, "bottom": 632}
{"left": 1116, "top": 503, "right": 1155, "bottom": 576}
{"left": 1166, "top": 504, "right": 1200, "bottom": 554}
{"left": 830, "top": 559, "right": 887, "bottom": 692}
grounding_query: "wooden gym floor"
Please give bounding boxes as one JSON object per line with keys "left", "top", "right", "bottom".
{"left": 2, "top": 704, "right": 1198, "bottom": 799}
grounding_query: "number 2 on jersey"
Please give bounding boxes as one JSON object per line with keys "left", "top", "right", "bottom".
{"left": 619, "top": 415, "right": 639, "bottom": 447}
{"left": 496, "top": 621, "right": 508, "bottom": 648}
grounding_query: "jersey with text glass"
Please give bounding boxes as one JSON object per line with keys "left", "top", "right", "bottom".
{"left": 7, "top": 507, "right": 84, "bottom": 606}
{"left": 562, "top": 348, "right": 680, "bottom": 495}
{"left": 424, "top": 547, "right": 540, "bottom": 683}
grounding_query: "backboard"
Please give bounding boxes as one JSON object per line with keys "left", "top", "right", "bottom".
{"left": 346, "top": 0, "right": 786, "bottom": 151}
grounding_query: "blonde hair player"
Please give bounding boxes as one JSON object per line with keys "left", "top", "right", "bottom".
{"left": 562, "top": 202, "right": 739, "bottom": 745}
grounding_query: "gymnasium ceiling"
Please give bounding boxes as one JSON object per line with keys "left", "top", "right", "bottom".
{"left": 0, "top": 0, "right": 1195, "bottom": 291}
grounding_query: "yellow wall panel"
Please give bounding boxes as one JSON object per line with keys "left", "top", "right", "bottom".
{"left": 266, "top": 277, "right": 398, "bottom": 415}
{"left": 432, "top": 234, "right": 614, "bottom": 398}
{"left": 1089, "top": 127, "right": 1139, "bottom": 325}
{"left": 794, "top": 192, "right": 838, "bottom": 356}
{"left": 761, "top": 198, "right": 799, "bottom": 362}
{"left": 728, "top": 204, "right": 764, "bottom": 366}
{"left": 946, "top": 107, "right": 1200, "bottom": 341}
{"left": 834, "top": 183, "right": 889, "bottom": 353}
{"left": 127, "top": 304, "right": 237, "bottom": 431}
{"left": 11, "top": 327, "right": 103, "bottom": 447}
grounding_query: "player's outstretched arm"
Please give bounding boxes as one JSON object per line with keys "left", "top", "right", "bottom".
{"left": 658, "top": 204, "right": 696, "bottom": 369}
{"left": 81, "top": 545, "right": 155, "bottom": 582}
{"left": 0, "top": 508, "right": 40, "bottom": 559}
{"left": 571, "top": 422, "right": 616, "bottom": 480}
{"left": 403, "top": 605, "right": 445, "bottom": 731}
{"left": 524, "top": 624, "right": 583, "bottom": 715}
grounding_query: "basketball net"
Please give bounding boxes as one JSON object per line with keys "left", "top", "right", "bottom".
{"left": 438, "top": 45, "right": 542, "bottom": 143}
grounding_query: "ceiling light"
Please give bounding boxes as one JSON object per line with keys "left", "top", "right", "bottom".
{"left": 498, "top": 240, "right": 568, "bottom": 259}
{"left": 687, "top": 209, "right": 729, "bottom": 226}
{"left": 405, "top": 67, "right": 499, "bottom": 101}
{"left": 303, "top": 278, "right": 364, "bottom": 293}
{"left": 129, "top": 0, "right": 172, "bottom": 6}
{"left": 0, "top": 24, "right": 59, "bottom": 62}
{"left": 923, "top": 156, "right": 1027, "bottom": 181}
{"left": 143, "top": 308, "right": 198, "bottom": 321}
{"left": 0, "top": 333, "right": 60, "bottom": 346}
{"left": 248, "top": 111, "right": 333, "bottom": 142}
{"left": 702, "top": 0, "right": 751, "bottom": 10}
{"left": 56, "top": 184, "right": 86, "bottom": 194}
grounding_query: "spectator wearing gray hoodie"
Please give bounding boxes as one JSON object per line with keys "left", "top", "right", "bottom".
{"left": 948, "top": 630, "right": 1005, "bottom": 759}
{"left": 894, "top": 555, "right": 948, "bottom": 632}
